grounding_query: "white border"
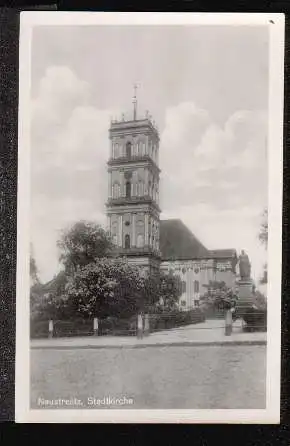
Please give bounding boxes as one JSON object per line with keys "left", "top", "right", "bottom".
{"left": 15, "top": 12, "right": 285, "bottom": 424}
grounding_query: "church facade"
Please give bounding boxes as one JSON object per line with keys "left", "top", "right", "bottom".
{"left": 106, "top": 100, "right": 237, "bottom": 309}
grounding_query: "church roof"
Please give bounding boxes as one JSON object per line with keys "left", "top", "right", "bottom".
{"left": 160, "top": 219, "right": 209, "bottom": 260}
{"left": 208, "top": 249, "right": 237, "bottom": 259}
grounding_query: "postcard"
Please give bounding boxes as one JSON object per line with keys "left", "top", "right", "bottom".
{"left": 16, "top": 12, "right": 284, "bottom": 423}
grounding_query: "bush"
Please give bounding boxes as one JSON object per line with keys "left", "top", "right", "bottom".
{"left": 149, "top": 308, "right": 205, "bottom": 332}
{"left": 99, "top": 316, "right": 137, "bottom": 336}
{"left": 30, "top": 308, "right": 206, "bottom": 339}
{"left": 30, "top": 320, "right": 51, "bottom": 339}
{"left": 30, "top": 318, "right": 94, "bottom": 339}
{"left": 242, "top": 307, "right": 267, "bottom": 332}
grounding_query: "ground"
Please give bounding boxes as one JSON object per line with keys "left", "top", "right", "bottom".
{"left": 31, "top": 344, "right": 266, "bottom": 409}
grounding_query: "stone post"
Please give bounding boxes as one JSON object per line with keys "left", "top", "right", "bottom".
{"left": 236, "top": 279, "right": 254, "bottom": 318}
{"left": 144, "top": 314, "right": 150, "bottom": 336}
{"left": 137, "top": 313, "right": 143, "bottom": 339}
{"left": 48, "top": 319, "right": 53, "bottom": 338}
{"left": 225, "top": 310, "right": 232, "bottom": 336}
{"left": 93, "top": 317, "right": 99, "bottom": 336}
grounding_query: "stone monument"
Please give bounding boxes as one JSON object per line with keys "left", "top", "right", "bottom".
{"left": 236, "top": 250, "right": 254, "bottom": 313}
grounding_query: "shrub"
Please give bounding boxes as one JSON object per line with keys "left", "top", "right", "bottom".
{"left": 242, "top": 307, "right": 267, "bottom": 332}
{"left": 149, "top": 308, "right": 205, "bottom": 332}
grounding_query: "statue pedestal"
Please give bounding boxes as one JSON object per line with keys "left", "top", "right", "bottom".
{"left": 236, "top": 279, "right": 254, "bottom": 315}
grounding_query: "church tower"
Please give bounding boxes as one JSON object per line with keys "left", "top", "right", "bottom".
{"left": 106, "top": 88, "right": 161, "bottom": 275}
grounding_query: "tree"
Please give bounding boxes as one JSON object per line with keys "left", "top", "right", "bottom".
{"left": 157, "top": 272, "right": 182, "bottom": 311}
{"left": 258, "top": 208, "right": 268, "bottom": 248}
{"left": 200, "top": 281, "right": 238, "bottom": 313}
{"left": 64, "top": 258, "right": 145, "bottom": 319}
{"left": 138, "top": 272, "right": 182, "bottom": 313}
{"left": 258, "top": 208, "right": 268, "bottom": 285}
{"left": 57, "top": 220, "right": 114, "bottom": 274}
{"left": 30, "top": 271, "right": 69, "bottom": 320}
{"left": 30, "top": 244, "right": 40, "bottom": 285}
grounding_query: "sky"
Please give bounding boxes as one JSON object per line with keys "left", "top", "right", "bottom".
{"left": 30, "top": 24, "right": 269, "bottom": 283}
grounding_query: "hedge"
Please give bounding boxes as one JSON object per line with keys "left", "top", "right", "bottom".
{"left": 30, "top": 308, "right": 206, "bottom": 339}
{"left": 149, "top": 308, "right": 205, "bottom": 332}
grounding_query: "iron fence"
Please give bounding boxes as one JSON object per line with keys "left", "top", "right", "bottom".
{"left": 30, "top": 306, "right": 266, "bottom": 339}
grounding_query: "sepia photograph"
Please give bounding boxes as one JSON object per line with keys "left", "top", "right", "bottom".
{"left": 16, "top": 12, "right": 284, "bottom": 423}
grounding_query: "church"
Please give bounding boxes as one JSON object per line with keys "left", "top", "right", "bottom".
{"left": 106, "top": 94, "right": 238, "bottom": 309}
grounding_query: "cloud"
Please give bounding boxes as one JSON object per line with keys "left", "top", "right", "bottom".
{"left": 31, "top": 66, "right": 116, "bottom": 281}
{"left": 160, "top": 103, "right": 268, "bottom": 280}
{"left": 31, "top": 69, "right": 267, "bottom": 283}
{"left": 160, "top": 103, "right": 267, "bottom": 212}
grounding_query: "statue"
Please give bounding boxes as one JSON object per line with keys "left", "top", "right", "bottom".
{"left": 238, "top": 250, "right": 251, "bottom": 280}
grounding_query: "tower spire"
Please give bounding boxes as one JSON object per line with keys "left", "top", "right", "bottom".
{"left": 133, "top": 83, "right": 138, "bottom": 120}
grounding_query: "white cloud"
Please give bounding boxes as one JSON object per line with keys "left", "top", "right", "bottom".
{"left": 160, "top": 103, "right": 268, "bottom": 280}
{"left": 31, "top": 69, "right": 268, "bottom": 283}
{"left": 31, "top": 66, "right": 116, "bottom": 281}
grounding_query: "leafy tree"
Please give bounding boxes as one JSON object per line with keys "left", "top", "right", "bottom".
{"left": 57, "top": 221, "right": 114, "bottom": 274}
{"left": 64, "top": 258, "right": 145, "bottom": 319}
{"left": 138, "top": 271, "right": 182, "bottom": 313}
{"left": 258, "top": 208, "right": 268, "bottom": 248}
{"left": 30, "top": 271, "right": 69, "bottom": 320}
{"left": 258, "top": 208, "right": 268, "bottom": 285}
{"left": 157, "top": 272, "right": 182, "bottom": 311}
{"left": 200, "top": 281, "right": 238, "bottom": 312}
{"left": 30, "top": 244, "right": 40, "bottom": 285}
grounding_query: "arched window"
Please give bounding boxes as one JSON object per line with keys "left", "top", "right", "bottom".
{"left": 111, "top": 222, "right": 118, "bottom": 245}
{"left": 125, "top": 234, "right": 130, "bottom": 249}
{"left": 126, "top": 142, "right": 132, "bottom": 158}
{"left": 182, "top": 281, "right": 187, "bottom": 293}
{"left": 126, "top": 181, "right": 131, "bottom": 198}
{"left": 148, "top": 180, "right": 152, "bottom": 197}
{"left": 194, "top": 280, "right": 200, "bottom": 293}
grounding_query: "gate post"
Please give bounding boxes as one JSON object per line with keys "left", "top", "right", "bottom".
{"left": 144, "top": 314, "right": 150, "bottom": 336}
{"left": 93, "top": 317, "right": 99, "bottom": 336}
{"left": 48, "top": 319, "right": 53, "bottom": 338}
{"left": 225, "top": 309, "right": 233, "bottom": 336}
{"left": 137, "top": 313, "right": 143, "bottom": 339}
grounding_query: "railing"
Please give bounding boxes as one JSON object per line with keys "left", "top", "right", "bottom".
{"left": 108, "top": 154, "right": 159, "bottom": 166}
{"left": 30, "top": 307, "right": 267, "bottom": 340}
{"left": 113, "top": 246, "right": 161, "bottom": 258}
{"left": 106, "top": 195, "right": 161, "bottom": 212}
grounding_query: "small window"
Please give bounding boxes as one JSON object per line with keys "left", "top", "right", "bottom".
{"left": 182, "top": 281, "right": 186, "bottom": 293}
{"left": 194, "top": 280, "right": 199, "bottom": 293}
{"left": 125, "top": 234, "right": 130, "bottom": 249}
{"left": 126, "top": 142, "right": 132, "bottom": 158}
{"left": 126, "top": 181, "right": 131, "bottom": 198}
